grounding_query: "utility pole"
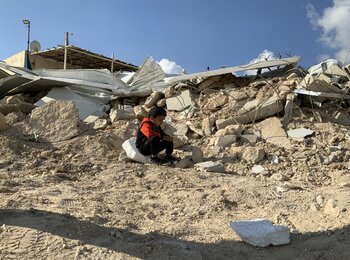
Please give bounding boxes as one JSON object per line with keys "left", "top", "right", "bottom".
{"left": 64, "top": 32, "right": 69, "bottom": 70}
{"left": 111, "top": 53, "right": 115, "bottom": 73}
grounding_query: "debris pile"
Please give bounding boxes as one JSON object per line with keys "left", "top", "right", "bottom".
{"left": 1, "top": 55, "right": 350, "bottom": 185}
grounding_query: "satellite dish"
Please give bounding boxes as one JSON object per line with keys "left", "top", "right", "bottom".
{"left": 30, "top": 40, "right": 41, "bottom": 52}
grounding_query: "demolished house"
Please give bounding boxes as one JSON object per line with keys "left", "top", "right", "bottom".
{"left": 1, "top": 45, "right": 350, "bottom": 173}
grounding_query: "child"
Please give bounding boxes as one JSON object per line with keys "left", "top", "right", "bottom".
{"left": 136, "top": 107, "right": 177, "bottom": 164}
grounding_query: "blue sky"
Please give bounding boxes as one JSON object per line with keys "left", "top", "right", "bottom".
{"left": 0, "top": 0, "right": 345, "bottom": 73}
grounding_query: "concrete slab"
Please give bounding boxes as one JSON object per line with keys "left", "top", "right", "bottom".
{"left": 166, "top": 90, "right": 193, "bottom": 111}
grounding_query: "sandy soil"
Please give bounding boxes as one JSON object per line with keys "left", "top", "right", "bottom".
{"left": 1, "top": 121, "right": 350, "bottom": 260}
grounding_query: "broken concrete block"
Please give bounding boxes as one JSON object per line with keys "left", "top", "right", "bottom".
{"left": 299, "top": 74, "right": 344, "bottom": 93}
{"left": 240, "top": 99, "right": 261, "bottom": 113}
{"left": 162, "top": 123, "right": 188, "bottom": 136}
{"left": 287, "top": 128, "right": 314, "bottom": 139}
{"left": 213, "top": 135, "right": 237, "bottom": 147}
{"left": 164, "top": 86, "right": 175, "bottom": 98}
{"left": 166, "top": 90, "right": 193, "bottom": 111}
{"left": 92, "top": 119, "right": 109, "bottom": 130}
{"left": 175, "top": 158, "right": 194, "bottom": 169}
{"left": 186, "top": 121, "right": 204, "bottom": 136}
{"left": 215, "top": 118, "right": 235, "bottom": 130}
{"left": 234, "top": 95, "right": 284, "bottom": 124}
{"left": 24, "top": 101, "right": 79, "bottom": 142}
{"left": 230, "top": 219, "right": 290, "bottom": 247}
{"left": 173, "top": 136, "right": 188, "bottom": 148}
{"left": 282, "top": 94, "right": 295, "bottom": 128}
{"left": 194, "top": 161, "right": 225, "bottom": 173}
{"left": 134, "top": 105, "right": 149, "bottom": 119}
{"left": 156, "top": 98, "right": 166, "bottom": 107}
{"left": 201, "top": 92, "right": 229, "bottom": 110}
{"left": 110, "top": 108, "right": 135, "bottom": 122}
{"left": 0, "top": 113, "right": 7, "bottom": 130}
{"left": 191, "top": 146, "right": 204, "bottom": 163}
{"left": 202, "top": 117, "right": 215, "bottom": 136}
{"left": 215, "top": 124, "right": 243, "bottom": 136}
{"left": 145, "top": 91, "right": 163, "bottom": 108}
{"left": 240, "top": 134, "right": 258, "bottom": 144}
{"left": 242, "top": 147, "right": 265, "bottom": 164}
{"left": 259, "top": 117, "right": 292, "bottom": 149}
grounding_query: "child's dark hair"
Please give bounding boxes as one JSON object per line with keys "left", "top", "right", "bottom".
{"left": 148, "top": 106, "right": 167, "bottom": 118}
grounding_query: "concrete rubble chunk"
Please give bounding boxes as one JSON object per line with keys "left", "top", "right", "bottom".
{"left": 162, "top": 123, "right": 188, "bottom": 136}
{"left": 213, "top": 135, "right": 237, "bottom": 147}
{"left": 202, "top": 117, "right": 215, "bottom": 136}
{"left": 134, "top": 105, "right": 149, "bottom": 119}
{"left": 0, "top": 112, "right": 7, "bottom": 130}
{"left": 194, "top": 161, "right": 225, "bottom": 173}
{"left": 144, "top": 91, "right": 163, "bottom": 108}
{"left": 201, "top": 92, "right": 229, "bottom": 110}
{"left": 282, "top": 94, "right": 295, "bottom": 128}
{"left": 230, "top": 219, "right": 290, "bottom": 247}
{"left": 156, "top": 98, "right": 166, "bottom": 107}
{"left": 287, "top": 128, "right": 314, "bottom": 139}
{"left": 173, "top": 136, "right": 188, "bottom": 148}
{"left": 217, "top": 96, "right": 284, "bottom": 127}
{"left": 240, "top": 134, "right": 258, "bottom": 144}
{"left": 110, "top": 107, "right": 135, "bottom": 122}
{"left": 166, "top": 90, "right": 193, "bottom": 111}
{"left": 299, "top": 74, "right": 344, "bottom": 94}
{"left": 259, "top": 117, "right": 292, "bottom": 149}
{"left": 23, "top": 101, "right": 79, "bottom": 142}
{"left": 175, "top": 158, "right": 194, "bottom": 169}
{"left": 242, "top": 147, "right": 265, "bottom": 164}
{"left": 191, "top": 146, "right": 204, "bottom": 163}
{"left": 186, "top": 121, "right": 204, "bottom": 136}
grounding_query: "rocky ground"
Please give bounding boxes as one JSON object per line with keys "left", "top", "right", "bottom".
{"left": 1, "top": 116, "right": 350, "bottom": 259}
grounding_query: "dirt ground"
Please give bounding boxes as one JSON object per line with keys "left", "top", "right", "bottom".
{"left": 1, "top": 123, "right": 350, "bottom": 260}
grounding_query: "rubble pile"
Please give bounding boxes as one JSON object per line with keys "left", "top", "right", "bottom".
{"left": 1, "top": 56, "right": 350, "bottom": 186}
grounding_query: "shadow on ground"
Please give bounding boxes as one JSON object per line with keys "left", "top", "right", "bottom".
{"left": 1, "top": 208, "right": 349, "bottom": 259}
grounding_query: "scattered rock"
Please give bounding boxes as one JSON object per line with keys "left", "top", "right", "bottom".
{"left": 213, "top": 135, "right": 237, "bottom": 147}
{"left": 191, "top": 146, "right": 204, "bottom": 163}
{"left": 175, "top": 158, "right": 194, "bottom": 169}
{"left": 242, "top": 147, "right": 265, "bottom": 164}
{"left": 194, "top": 161, "right": 225, "bottom": 173}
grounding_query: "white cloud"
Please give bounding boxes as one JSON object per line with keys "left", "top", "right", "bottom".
{"left": 157, "top": 58, "right": 185, "bottom": 75}
{"left": 307, "top": 0, "right": 350, "bottom": 64}
{"left": 245, "top": 50, "right": 278, "bottom": 75}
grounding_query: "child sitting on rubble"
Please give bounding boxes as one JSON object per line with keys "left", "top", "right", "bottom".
{"left": 136, "top": 106, "right": 177, "bottom": 165}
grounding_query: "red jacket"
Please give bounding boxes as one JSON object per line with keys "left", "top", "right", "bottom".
{"left": 135, "top": 118, "right": 164, "bottom": 148}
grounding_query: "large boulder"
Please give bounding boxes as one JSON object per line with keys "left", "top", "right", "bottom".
{"left": 25, "top": 101, "right": 79, "bottom": 142}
